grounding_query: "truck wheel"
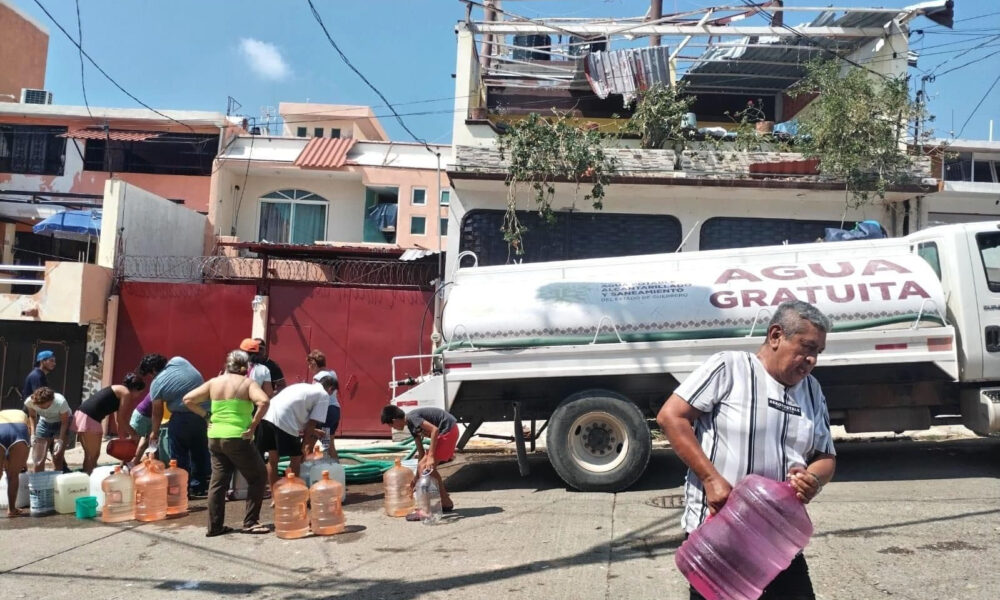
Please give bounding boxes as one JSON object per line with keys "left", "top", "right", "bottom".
{"left": 546, "top": 389, "right": 651, "bottom": 492}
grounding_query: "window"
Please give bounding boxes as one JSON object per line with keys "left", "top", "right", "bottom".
{"left": 0, "top": 124, "right": 67, "bottom": 175}
{"left": 297, "top": 127, "right": 307, "bottom": 137}
{"left": 83, "top": 133, "right": 219, "bottom": 176}
{"left": 257, "top": 189, "right": 327, "bottom": 244}
{"left": 440, "top": 217, "right": 449, "bottom": 236}
{"left": 363, "top": 186, "right": 399, "bottom": 243}
{"left": 700, "top": 217, "right": 842, "bottom": 250}
{"left": 330, "top": 128, "right": 341, "bottom": 138}
{"left": 916, "top": 242, "right": 942, "bottom": 280}
{"left": 314, "top": 128, "right": 323, "bottom": 138}
{"left": 411, "top": 216, "right": 426, "bottom": 236}
{"left": 973, "top": 159, "right": 998, "bottom": 183}
{"left": 977, "top": 232, "right": 1000, "bottom": 293}
{"left": 411, "top": 188, "right": 427, "bottom": 205}
{"left": 440, "top": 189, "right": 451, "bottom": 206}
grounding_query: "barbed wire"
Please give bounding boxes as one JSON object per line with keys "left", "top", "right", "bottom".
{"left": 116, "top": 255, "right": 437, "bottom": 289}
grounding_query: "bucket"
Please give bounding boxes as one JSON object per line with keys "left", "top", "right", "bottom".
{"left": 28, "top": 471, "right": 59, "bottom": 516}
{"left": 75, "top": 496, "right": 99, "bottom": 519}
{"left": 107, "top": 438, "right": 138, "bottom": 461}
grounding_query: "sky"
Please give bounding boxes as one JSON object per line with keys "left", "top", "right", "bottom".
{"left": 10, "top": 0, "right": 1000, "bottom": 143}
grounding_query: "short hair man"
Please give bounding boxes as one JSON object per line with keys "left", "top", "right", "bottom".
{"left": 381, "top": 405, "right": 458, "bottom": 513}
{"left": 657, "top": 301, "right": 837, "bottom": 600}
{"left": 254, "top": 337, "right": 285, "bottom": 392}
{"left": 22, "top": 350, "right": 56, "bottom": 399}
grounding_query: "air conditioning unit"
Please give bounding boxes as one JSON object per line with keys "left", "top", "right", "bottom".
{"left": 20, "top": 88, "right": 53, "bottom": 104}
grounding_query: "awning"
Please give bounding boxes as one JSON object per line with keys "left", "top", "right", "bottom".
{"left": 60, "top": 128, "right": 163, "bottom": 142}
{"left": 293, "top": 137, "right": 356, "bottom": 169}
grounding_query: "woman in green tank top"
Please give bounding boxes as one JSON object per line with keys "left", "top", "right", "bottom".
{"left": 182, "top": 350, "right": 270, "bottom": 536}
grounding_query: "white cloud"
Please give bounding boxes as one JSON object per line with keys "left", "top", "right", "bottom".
{"left": 239, "top": 38, "right": 291, "bottom": 81}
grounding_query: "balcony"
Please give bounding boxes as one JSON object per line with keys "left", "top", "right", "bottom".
{"left": 0, "top": 261, "right": 112, "bottom": 323}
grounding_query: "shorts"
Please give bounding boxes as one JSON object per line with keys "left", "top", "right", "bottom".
{"left": 0, "top": 423, "right": 29, "bottom": 451}
{"left": 324, "top": 405, "right": 341, "bottom": 434}
{"left": 35, "top": 419, "right": 76, "bottom": 449}
{"left": 72, "top": 411, "right": 103, "bottom": 435}
{"left": 130, "top": 410, "right": 152, "bottom": 437}
{"left": 255, "top": 419, "right": 302, "bottom": 458}
{"left": 433, "top": 426, "right": 459, "bottom": 463}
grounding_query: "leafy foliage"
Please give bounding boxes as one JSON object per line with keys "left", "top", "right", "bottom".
{"left": 496, "top": 112, "right": 616, "bottom": 254}
{"left": 788, "top": 60, "right": 922, "bottom": 206}
{"left": 626, "top": 82, "right": 695, "bottom": 149}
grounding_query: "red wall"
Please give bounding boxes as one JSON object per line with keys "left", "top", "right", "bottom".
{"left": 114, "top": 282, "right": 256, "bottom": 384}
{"left": 268, "top": 285, "right": 433, "bottom": 437}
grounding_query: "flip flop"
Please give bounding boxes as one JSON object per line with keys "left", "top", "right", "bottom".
{"left": 442, "top": 505, "right": 455, "bottom": 514}
{"left": 405, "top": 510, "right": 425, "bottom": 522}
{"left": 242, "top": 523, "right": 270, "bottom": 534}
{"left": 205, "top": 525, "right": 234, "bottom": 538}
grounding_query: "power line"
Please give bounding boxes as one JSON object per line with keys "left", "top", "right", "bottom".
{"left": 32, "top": 0, "right": 196, "bottom": 133}
{"left": 934, "top": 48, "right": 1000, "bottom": 77}
{"left": 305, "top": 0, "right": 431, "bottom": 150}
{"left": 956, "top": 72, "right": 1000, "bottom": 139}
{"left": 73, "top": 0, "right": 91, "bottom": 119}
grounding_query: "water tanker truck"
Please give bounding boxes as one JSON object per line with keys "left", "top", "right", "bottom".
{"left": 389, "top": 221, "right": 1000, "bottom": 492}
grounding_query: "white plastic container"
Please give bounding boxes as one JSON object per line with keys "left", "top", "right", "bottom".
{"left": 89, "top": 465, "right": 117, "bottom": 509}
{"left": 304, "top": 457, "right": 346, "bottom": 501}
{"left": 0, "top": 472, "right": 29, "bottom": 511}
{"left": 54, "top": 472, "right": 91, "bottom": 514}
{"left": 28, "top": 471, "right": 60, "bottom": 516}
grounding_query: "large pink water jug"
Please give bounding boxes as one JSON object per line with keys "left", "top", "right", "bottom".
{"left": 675, "top": 474, "right": 813, "bottom": 600}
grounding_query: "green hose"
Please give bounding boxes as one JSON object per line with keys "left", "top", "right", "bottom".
{"left": 276, "top": 437, "right": 426, "bottom": 484}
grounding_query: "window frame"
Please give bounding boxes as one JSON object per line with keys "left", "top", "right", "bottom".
{"left": 296, "top": 127, "right": 307, "bottom": 137}
{"left": 256, "top": 189, "right": 329, "bottom": 245}
{"left": 0, "top": 124, "right": 68, "bottom": 176}
{"left": 440, "top": 217, "right": 449, "bottom": 236}
{"left": 314, "top": 127, "right": 324, "bottom": 138}
{"left": 915, "top": 241, "right": 942, "bottom": 280}
{"left": 976, "top": 232, "right": 1000, "bottom": 293}
{"left": 330, "top": 128, "right": 341, "bottom": 138}
{"left": 411, "top": 187, "right": 427, "bottom": 206}
{"left": 410, "top": 216, "right": 427, "bottom": 236}
{"left": 439, "top": 189, "right": 451, "bottom": 206}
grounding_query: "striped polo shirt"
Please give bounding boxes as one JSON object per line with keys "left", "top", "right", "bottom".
{"left": 674, "top": 350, "right": 836, "bottom": 533}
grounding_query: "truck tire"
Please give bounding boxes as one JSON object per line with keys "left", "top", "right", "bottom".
{"left": 546, "top": 389, "right": 651, "bottom": 492}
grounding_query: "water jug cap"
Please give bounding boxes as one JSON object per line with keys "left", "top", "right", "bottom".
{"left": 394, "top": 457, "right": 401, "bottom": 466}
{"left": 114, "top": 465, "right": 122, "bottom": 473}
{"left": 286, "top": 472, "right": 295, "bottom": 479}
{"left": 421, "top": 468, "right": 433, "bottom": 476}
{"left": 169, "top": 459, "right": 177, "bottom": 467}
{"left": 321, "top": 470, "right": 330, "bottom": 479}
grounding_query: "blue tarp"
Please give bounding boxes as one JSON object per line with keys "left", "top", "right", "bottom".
{"left": 32, "top": 209, "right": 102, "bottom": 241}
{"left": 824, "top": 220, "right": 887, "bottom": 242}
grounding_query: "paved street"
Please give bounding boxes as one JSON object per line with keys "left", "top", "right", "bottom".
{"left": 2, "top": 435, "right": 999, "bottom": 600}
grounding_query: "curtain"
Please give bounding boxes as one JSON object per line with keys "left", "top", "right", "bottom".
{"left": 259, "top": 201, "right": 291, "bottom": 243}
{"left": 291, "top": 203, "right": 326, "bottom": 244}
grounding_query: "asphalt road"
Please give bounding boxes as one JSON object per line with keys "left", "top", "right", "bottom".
{"left": 1, "top": 436, "right": 998, "bottom": 600}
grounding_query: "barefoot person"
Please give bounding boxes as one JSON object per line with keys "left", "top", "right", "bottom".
{"left": 75, "top": 374, "right": 146, "bottom": 473}
{"left": 381, "top": 405, "right": 458, "bottom": 514}
{"left": 0, "top": 409, "right": 30, "bottom": 517}
{"left": 183, "top": 350, "right": 270, "bottom": 537}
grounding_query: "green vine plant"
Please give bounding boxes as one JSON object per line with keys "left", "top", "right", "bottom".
{"left": 625, "top": 82, "right": 695, "bottom": 150}
{"left": 788, "top": 59, "right": 925, "bottom": 207}
{"left": 496, "top": 112, "right": 617, "bottom": 254}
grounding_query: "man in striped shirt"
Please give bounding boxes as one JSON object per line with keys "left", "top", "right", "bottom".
{"left": 658, "top": 300, "right": 836, "bottom": 600}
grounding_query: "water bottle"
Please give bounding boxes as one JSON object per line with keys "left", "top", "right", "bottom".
{"left": 101, "top": 466, "right": 135, "bottom": 523}
{"left": 274, "top": 472, "right": 309, "bottom": 539}
{"left": 383, "top": 458, "right": 414, "bottom": 517}
{"left": 305, "top": 457, "right": 346, "bottom": 501}
{"left": 310, "top": 470, "right": 346, "bottom": 536}
{"left": 164, "top": 459, "right": 189, "bottom": 516}
{"left": 675, "top": 474, "right": 814, "bottom": 600}
{"left": 130, "top": 455, "right": 165, "bottom": 480}
{"left": 414, "top": 469, "right": 442, "bottom": 525}
{"left": 54, "top": 472, "right": 90, "bottom": 514}
{"left": 134, "top": 460, "right": 168, "bottom": 522}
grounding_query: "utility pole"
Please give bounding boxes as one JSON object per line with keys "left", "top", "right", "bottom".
{"left": 649, "top": 0, "right": 662, "bottom": 47}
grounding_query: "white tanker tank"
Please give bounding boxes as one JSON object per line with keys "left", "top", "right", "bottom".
{"left": 442, "top": 241, "right": 946, "bottom": 348}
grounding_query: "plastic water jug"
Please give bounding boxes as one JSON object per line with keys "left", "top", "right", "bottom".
{"left": 675, "top": 474, "right": 814, "bottom": 600}
{"left": 1, "top": 471, "right": 31, "bottom": 511}
{"left": 134, "top": 461, "right": 168, "bottom": 522}
{"left": 54, "top": 472, "right": 91, "bottom": 514}
{"left": 130, "top": 456, "right": 165, "bottom": 480}
{"left": 164, "top": 459, "right": 189, "bottom": 516}
{"left": 75, "top": 496, "right": 98, "bottom": 519}
{"left": 298, "top": 452, "right": 324, "bottom": 487}
{"left": 414, "top": 469, "right": 442, "bottom": 525}
{"left": 89, "top": 465, "right": 117, "bottom": 509}
{"left": 310, "top": 470, "right": 346, "bottom": 536}
{"left": 304, "top": 457, "right": 346, "bottom": 501}
{"left": 274, "top": 472, "right": 309, "bottom": 539}
{"left": 101, "top": 466, "right": 135, "bottom": 523}
{"left": 28, "top": 471, "right": 59, "bottom": 516}
{"left": 383, "top": 458, "right": 415, "bottom": 517}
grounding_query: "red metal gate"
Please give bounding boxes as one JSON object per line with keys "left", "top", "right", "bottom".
{"left": 268, "top": 285, "right": 433, "bottom": 437}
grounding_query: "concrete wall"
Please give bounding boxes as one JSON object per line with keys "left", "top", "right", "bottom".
{"left": 0, "top": 261, "right": 112, "bottom": 324}
{"left": 98, "top": 179, "right": 210, "bottom": 269}
{"left": 0, "top": 1, "right": 47, "bottom": 103}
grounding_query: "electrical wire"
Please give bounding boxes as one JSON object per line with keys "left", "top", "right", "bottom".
{"left": 956, "top": 71, "right": 1000, "bottom": 139}
{"left": 73, "top": 0, "right": 91, "bottom": 119}
{"left": 32, "top": 0, "right": 196, "bottom": 133}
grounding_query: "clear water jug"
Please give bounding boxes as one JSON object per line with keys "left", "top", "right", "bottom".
{"left": 414, "top": 469, "right": 442, "bottom": 525}
{"left": 274, "top": 472, "right": 309, "bottom": 539}
{"left": 89, "top": 465, "right": 117, "bottom": 509}
{"left": 130, "top": 456, "right": 165, "bottom": 480}
{"left": 675, "top": 474, "right": 814, "bottom": 600}
{"left": 383, "top": 458, "right": 414, "bottom": 517}
{"left": 305, "top": 457, "right": 346, "bottom": 501}
{"left": 164, "top": 459, "right": 189, "bottom": 516}
{"left": 1, "top": 471, "right": 31, "bottom": 511}
{"left": 134, "top": 461, "right": 168, "bottom": 522}
{"left": 28, "top": 471, "right": 59, "bottom": 516}
{"left": 310, "top": 470, "right": 346, "bottom": 535}
{"left": 101, "top": 466, "right": 135, "bottom": 523}
{"left": 54, "top": 472, "right": 90, "bottom": 514}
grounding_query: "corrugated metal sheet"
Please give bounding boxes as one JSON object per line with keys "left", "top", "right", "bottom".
{"left": 293, "top": 137, "right": 356, "bottom": 169}
{"left": 59, "top": 128, "right": 163, "bottom": 142}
